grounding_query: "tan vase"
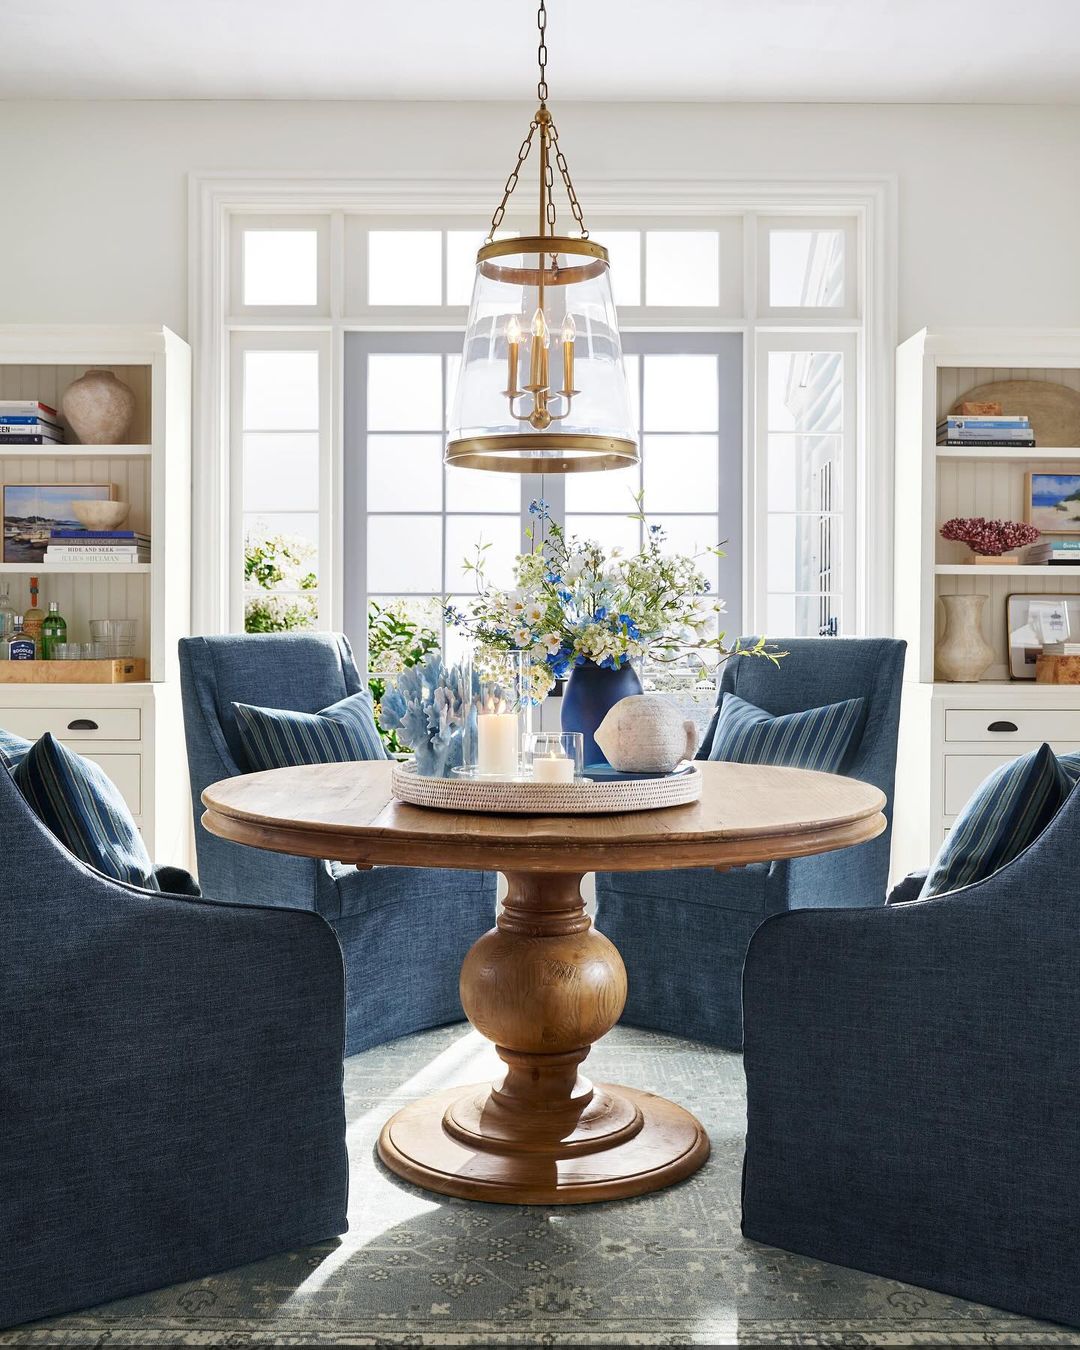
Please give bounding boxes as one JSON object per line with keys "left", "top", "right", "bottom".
{"left": 936, "top": 593, "right": 994, "bottom": 682}
{"left": 61, "top": 369, "right": 135, "bottom": 444}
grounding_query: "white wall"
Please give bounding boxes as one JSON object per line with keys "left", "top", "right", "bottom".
{"left": 1, "top": 100, "right": 1079, "bottom": 339}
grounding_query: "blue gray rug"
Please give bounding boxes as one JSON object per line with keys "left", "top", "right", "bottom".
{"left": 5, "top": 1025, "right": 1078, "bottom": 1346}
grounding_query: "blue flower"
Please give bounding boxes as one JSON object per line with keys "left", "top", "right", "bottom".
{"left": 528, "top": 498, "right": 550, "bottom": 517}
{"left": 546, "top": 648, "right": 572, "bottom": 679}
{"left": 617, "top": 612, "right": 640, "bottom": 639}
{"left": 557, "top": 588, "right": 573, "bottom": 603}
{"left": 545, "top": 571, "right": 562, "bottom": 585}
{"left": 593, "top": 606, "right": 608, "bottom": 622}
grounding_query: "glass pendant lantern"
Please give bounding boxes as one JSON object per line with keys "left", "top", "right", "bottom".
{"left": 446, "top": 3, "right": 637, "bottom": 475}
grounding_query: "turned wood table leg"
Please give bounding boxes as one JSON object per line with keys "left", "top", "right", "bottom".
{"left": 377, "top": 871, "right": 710, "bottom": 1205}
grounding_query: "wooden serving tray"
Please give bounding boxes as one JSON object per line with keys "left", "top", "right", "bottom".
{"left": 0, "top": 658, "right": 146, "bottom": 683}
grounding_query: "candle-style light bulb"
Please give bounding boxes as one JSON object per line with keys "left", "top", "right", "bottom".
{"left": 505, "top": 314, "right": 522, "bottom": 395}
{"left": 529, "top": 307, "right": 550, "bottom": 389}
{"left": 561, "top": 312, "right": 576, "bottom": 394}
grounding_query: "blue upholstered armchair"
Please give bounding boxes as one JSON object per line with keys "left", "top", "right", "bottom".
{"left": 179, "top": 633, "right": 497, "bottom": 1056}
{"left": 741, "top": 778, "right": 1080, "bottom": 1329}
{"left": 594, "top": 637, "right": 905, "bottom": 1048}
{"left": 0, "top": 759, "right": 347, "bottom": 1330}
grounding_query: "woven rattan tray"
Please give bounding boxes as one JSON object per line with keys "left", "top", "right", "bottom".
{"left": 391, "top": 761, "right": 702, "bottom": 814}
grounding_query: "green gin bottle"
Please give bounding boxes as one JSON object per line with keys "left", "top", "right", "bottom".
{"left": 41, "top": 600, "right": 67, "bottom": 660}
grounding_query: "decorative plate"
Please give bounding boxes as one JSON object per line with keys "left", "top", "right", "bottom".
{"left": 951, "top": 380, "right": 1080, "bottom": 447}
{"left": 391, "top": 761, "right": 703, "bottom": 814}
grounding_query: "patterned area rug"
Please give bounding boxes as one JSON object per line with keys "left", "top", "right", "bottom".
{"left": 6, "top": 1025, "right": 1079, "bottom": 1347}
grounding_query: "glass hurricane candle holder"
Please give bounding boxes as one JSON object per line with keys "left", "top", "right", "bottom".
{"left": 524, "top": 732, "right": 583, "bottom": 784}
{"left": 470, "top": 649, "right": 532, "bottom": 778}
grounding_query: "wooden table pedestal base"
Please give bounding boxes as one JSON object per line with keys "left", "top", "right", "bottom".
{"left": 377, "top": 872, "right": 710, "bottom": 1204}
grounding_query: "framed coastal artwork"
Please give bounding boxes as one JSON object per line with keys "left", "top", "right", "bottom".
{"left": 3, "top": 483, "right": 114, "bottom": 563}
{"left": 1025, "top": 473, "right": 1080, "bottom": 535}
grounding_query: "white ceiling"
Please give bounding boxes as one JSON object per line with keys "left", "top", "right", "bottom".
{"left": 4, "top": 0, "right": 1080, "bottom": 102}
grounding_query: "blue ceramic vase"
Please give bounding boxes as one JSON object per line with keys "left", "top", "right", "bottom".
{"left": 561, "top": 661, "right": 644, "bottom": 767}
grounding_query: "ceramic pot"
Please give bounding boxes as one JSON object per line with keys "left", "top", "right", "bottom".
{"left": 561, "top": 661, "right": 644, "bottom": 766}
{"left": 594, "top": 693, "right": 698, "bottom": 772}
{"left": 936, "top": 593, "right": 994, "bottom": 682}
{"left": 61, "top": 369, "right": 136, "bottom": 444}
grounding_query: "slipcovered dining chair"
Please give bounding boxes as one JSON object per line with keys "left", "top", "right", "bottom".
{"left": 0, "top": 757, "right": 347, "bottom": 1330}
{"left": 179, "top": 633, "right": 497, "bottom": 1056}
{"left": 741, "top": 775, "right": 1080, "bottom": 1329}
{"left": 594, "top": 636, "right": 905, "bottom": 1049}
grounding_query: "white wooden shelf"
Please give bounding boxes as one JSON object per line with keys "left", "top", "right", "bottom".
{"left": 0, "top": 324, "right": 192, "bottom": 869}
{"left": 895, "top": 329, "right": 1080, "bottom": 879}
{"left": 0, "top": 563, "right": 151, "bottom": 575}
{"left": 935, "top": 444, "right": 1080, "bottom": 460}
{"left": 0, "top": 444, "right": 152, "bottom": 458}
{"left": 934, "top": 563, "right": 1080, "bottom": 576}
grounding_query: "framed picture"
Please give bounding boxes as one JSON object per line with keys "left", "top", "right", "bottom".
{"left": 1007, "top": 592, "right": 1080, "bottom": 679}
{"left": 1025, "top": 473, "right": 1080, "bottom": 534}
{"left": 3, "top": 483, "right": 115, "bottom": 564}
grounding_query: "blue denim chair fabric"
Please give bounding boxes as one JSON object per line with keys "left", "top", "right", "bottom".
{"left": 741, "top": 779, "right": 1080, "bottom": 1329}
{"left": 0, "top": 762, "right": 347, "bottom": 1329}
{"left": 594, "top": 637, "right": 906, "bottom": 1048}
{"left": 179, "top": 633, "right": 497, "bottom": 1054}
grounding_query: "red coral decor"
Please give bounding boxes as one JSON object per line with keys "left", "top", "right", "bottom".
{"left": 940, "top": 516, "right": 1040, "bottom": 557}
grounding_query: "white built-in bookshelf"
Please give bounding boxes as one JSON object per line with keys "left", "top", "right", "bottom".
{"left": 0, "top": 326, "right": 191, "bottom": 863}
{"left": 893, "top": 328, "right": 1080, "bottom": 878}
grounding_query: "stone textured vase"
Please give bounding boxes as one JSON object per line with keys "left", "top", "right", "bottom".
{"left": 594, "top": 694, "right": 698, "bottom": 773}
{"left": 61, "top": 369, "right": 136, "bottom": 444}
{"left": 936, "top": 593, "right": 995, "bottom": 682}
{"left": 561, "top": 662, "right": 644, "bottom": 767}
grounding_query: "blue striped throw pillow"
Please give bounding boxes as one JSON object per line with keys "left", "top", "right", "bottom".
{"left": 233, "top": 690, "right": 388, "bottom": 772}
{"left": 707, "top": 692, "right": 864, "bottom": 773}
{"left": 921, "top": 742, "right": 1072, "bottom": 898}
{"left": 0, "top": 728, "right": 32, "bottom": 772}
{"left": 13, "top": 732, "right": 157, "bottom": 890}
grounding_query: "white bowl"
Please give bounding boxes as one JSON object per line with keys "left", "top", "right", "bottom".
{"left": 71, "top": 500, "right": 130, "bottom": 530}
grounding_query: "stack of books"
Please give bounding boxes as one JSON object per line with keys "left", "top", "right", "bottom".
{"left": 44, "top": 530, "right": 150, "bottom": 566}
{"left": 0, "top": 401, "right": 65, "bottom": 446}
{"left": 1026, "top": 539, "right": 1080, "bottom": 566}
{"left": 937, "top": 414, "right": 1034, "bottom": 448}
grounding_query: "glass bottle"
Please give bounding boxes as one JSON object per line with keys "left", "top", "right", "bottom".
{"left": 6, "top": 616, "right": 36, "bottom": 661}
{"left": 22, "top": 576, "right": 44, "bottom": 654}
{"left": 0, "top": 584, "right": 14, "bottom": 660}
{"left": 41, "top": 600, "right": 67, "bottom": 660}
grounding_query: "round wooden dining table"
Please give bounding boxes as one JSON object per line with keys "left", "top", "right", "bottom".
{"left": 202, "top": 759, "right": 886, "bottom": 1206}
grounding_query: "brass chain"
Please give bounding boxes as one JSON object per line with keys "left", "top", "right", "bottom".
{"left": 537, "top": 0, "right": 549, "bottom": 104}
{"left": 548, "top": 116, "right": 588, "bottom": 239}
{"left": 486, "top": 119, "right": 539, "bottom": 243}
{"left": 484, "top": 0, "right": 590, "bottom": 243}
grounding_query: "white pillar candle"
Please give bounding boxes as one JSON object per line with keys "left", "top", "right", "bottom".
{"left": 533, "top": 753, "right": 575, "bottom": 785}
{"left": 477, "top": 713, "right": 518, "bottom": 777}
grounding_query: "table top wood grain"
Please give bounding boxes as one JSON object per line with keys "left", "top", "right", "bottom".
{"left": 202, "top": 760, "right": 887, "bottom": 874}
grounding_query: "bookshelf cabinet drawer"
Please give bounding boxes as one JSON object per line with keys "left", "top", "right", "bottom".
{"left": 945, "top": 708, "right": 1080, "bottom": 743}
{"left": 0, "top": 705, "right": 141, "bottom": 741}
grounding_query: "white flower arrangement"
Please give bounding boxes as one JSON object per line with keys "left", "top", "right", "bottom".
{"left": 446, "top": 497, "right": 779, "bottom": 700}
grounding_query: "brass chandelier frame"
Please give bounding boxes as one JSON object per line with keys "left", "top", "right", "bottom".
{"left": 444, "top": 1, "right": 638, "bottom": 475}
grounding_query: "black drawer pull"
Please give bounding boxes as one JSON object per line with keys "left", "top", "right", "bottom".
{"left": 66, "top": 718, "right": 99, "bottom": 731}
{"left": 987, "top": 720, "right": 1018, "bottom": 733}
